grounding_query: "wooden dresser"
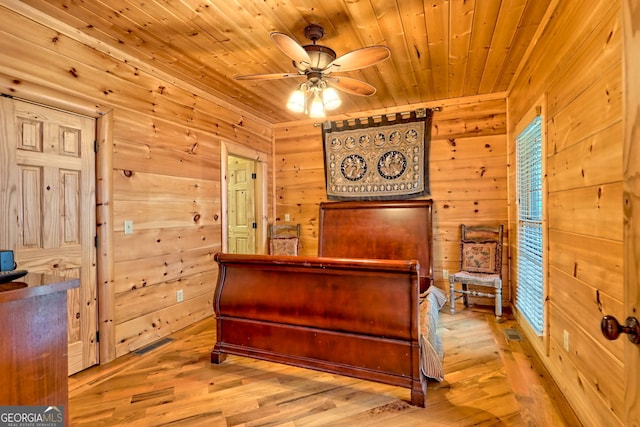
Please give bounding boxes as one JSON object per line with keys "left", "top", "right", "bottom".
{"left": 0, "top": 273, "right": 79, "bottom": 426}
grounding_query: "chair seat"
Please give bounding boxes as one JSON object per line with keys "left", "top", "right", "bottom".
{"left": 450, "top": 271, "right": 501, "bottom": 285}
{"left": 450, "top": 271, "right": 503, "bottom": 319}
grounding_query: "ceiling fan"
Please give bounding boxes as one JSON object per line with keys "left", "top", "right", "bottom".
{"left": 234, "top": 24, "right": 391, "bottom": 116}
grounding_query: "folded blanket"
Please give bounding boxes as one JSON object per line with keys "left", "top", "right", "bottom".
{"left": 419, "top": 286, "right": 446, "bottom": 381}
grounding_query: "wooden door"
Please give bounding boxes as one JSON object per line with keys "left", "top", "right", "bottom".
{"left": 227, "top": 156, "right": 256, "bottom": 254}
{"left": 623, "top": 1, "right": 640, "bottom": 423}
{"left": 0, "top": 98, "right": 97, "bottom": 375}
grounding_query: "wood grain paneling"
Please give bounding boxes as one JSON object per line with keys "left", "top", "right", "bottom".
{"left": 115, "top": 293, "right": 212, "bottom": 357}
{"left": 112, "top": 225, "right": 220, "bottom": 263}
{"left": 622, "top": 1, "right": 640, "bottom": 422}
{"left": 548, "top": 183, "right": 623, "bottom": 241}
{"left": 0, "top": 2, "right": 628, "bottom": 424}
{"left": 0, "top": 3, "right": 273, "bottom": 364}
{"left": 547, "top": 65, "right": 622, "bottom": 155}
{"left": 5, "top": 0, "right": 552, "bottom": 124}
{"left": 547, "top": 122, "right": 623, "bottom": 193}
{"left": 115, "top": 270, "right": 215, "bottom": 323}
{"left": 549, "top": 229, "right": 623, "bottom": 301}
{"left": 548, "top": 308, "right": 624, "bottom": 425}
{"left": 548, "top": 267, "right": 624, "bottom": 358}
{"left": 508, "top": 0, "right": 623, "bottom": 425}
{"left": 274, "top": 96, "right": 509, "bottom": 293}
{"left": 113, "top": 248, "right": 217, "bottom": 294}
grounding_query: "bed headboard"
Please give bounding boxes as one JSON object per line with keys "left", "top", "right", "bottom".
{"left": 318, "top": 199, "right": 433, "bottom": 292}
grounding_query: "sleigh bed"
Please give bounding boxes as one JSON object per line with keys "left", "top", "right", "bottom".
{"left": 211, "top": 200, "right": 443, "bottom": 407}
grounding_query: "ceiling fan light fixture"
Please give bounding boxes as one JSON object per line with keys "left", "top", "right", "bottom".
{"left": 236, "top": 24, "right": 390, "bottom": 118}
{"left": 322, "top": 86, "right": 341, "bottom": 110}
{"left": 309, "top": 92, "right": 325, "bottom": 118}
{"left": 286, "top": 86, "right": 306, "bottom": 113}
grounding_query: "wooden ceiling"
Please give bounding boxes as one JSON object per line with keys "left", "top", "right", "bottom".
{"left": 19, "top": 0, "right": 552, "bottom": 124}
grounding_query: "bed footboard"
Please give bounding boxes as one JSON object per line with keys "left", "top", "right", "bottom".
{"left": 211, "top": 253, "right": 426, "bottom": 407}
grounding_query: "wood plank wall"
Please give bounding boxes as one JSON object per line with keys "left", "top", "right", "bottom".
{"left": 0, "top": 4, "right": 273, "bottom": 361}
{"left": 0, "top": 3, "right": 626, "bottom": 424}
{"left": 508, "top": 0, "right": 623, "bottom": 425}
{"left": 273, "top": 94, "right": 509, "bottom": 295}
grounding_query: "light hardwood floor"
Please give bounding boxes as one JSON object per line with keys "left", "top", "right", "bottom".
{"left": 68, "top": 303, "right": 582, "bottom": 426}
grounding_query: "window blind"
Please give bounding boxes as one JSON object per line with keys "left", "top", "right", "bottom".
{"left": 516, "top": 115, "right": 544, "bottom": 335}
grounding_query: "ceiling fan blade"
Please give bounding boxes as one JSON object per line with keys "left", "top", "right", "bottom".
{"left": 326, "top": 46, "right": 391, "bottom": 73}
{"left": 270, "top": 32, "right": 312, "bottom": 68}
{"left": 328, "top": 76, "right": 377, "bottom": 96}
{"left": 234, "top": 73, "right": 303, "bottom": 81}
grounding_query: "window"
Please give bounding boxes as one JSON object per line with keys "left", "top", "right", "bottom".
{"left": 516, "top": 115, "right": 544, "bottom": 335}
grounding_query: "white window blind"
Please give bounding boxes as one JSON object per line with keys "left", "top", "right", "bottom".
{"left": 516, "top": 115, "right": 544, "bottom": 335}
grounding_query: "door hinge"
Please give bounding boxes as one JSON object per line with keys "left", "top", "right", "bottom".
{"left": 252, "top": 222, "right": 257, "bottom": 229}
{"left": 251, "top": 173, "right": 257, "bottom": 179}
{"left": 96, "top": 330, "right": 100, "bottom": 343}
{"left": 94, "top": 139, "right": 98, "bottom": 153}
{"left": 94, "top": 235, "right": 98, "bottom": 248}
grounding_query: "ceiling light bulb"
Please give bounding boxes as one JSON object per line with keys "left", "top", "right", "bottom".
{"left": 286, "top": 88, "right": 306, "bottom": 113}
{"left": 322, "top": 87, "right": 341, "bottom": 110}
{"left": 309, "top": 93, "right": 325, "bottom": 118}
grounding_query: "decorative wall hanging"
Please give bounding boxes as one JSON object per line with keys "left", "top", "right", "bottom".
{"left": 322, "top": 108, "right": 432, "bottom": 200}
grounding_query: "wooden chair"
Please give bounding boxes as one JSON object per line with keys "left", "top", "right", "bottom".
{"left": 449, "top": 224, "right": 504, "bottom": 319}
{"left": 268, "top": 223, "right": 301, "bottom": 256}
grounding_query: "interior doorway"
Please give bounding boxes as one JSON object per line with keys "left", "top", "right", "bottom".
{"left": 221, "top": 141, "right": 269, "bottom": 254}
{"left": 227, "top": 155, "right": 257, "bottom": 253}
{"left": 0, "top": 97, "right": 98, "bottom": 374}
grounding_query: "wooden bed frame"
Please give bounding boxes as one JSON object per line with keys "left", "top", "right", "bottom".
{"left": 211, "top": 200, "right": 433, "bottom": 407}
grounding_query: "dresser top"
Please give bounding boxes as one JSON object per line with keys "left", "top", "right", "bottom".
{"left": 0, "top": 273, "right": 79, "bottom": 303}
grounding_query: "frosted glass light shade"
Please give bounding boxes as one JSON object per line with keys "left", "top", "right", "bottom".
{"left": 309, "top": 93, "right": 325, "bottom": 118}
{"left": 286, "top": 89, "right": 306, "bottom": 113}
{"left": 322, "top": 87, "right": 341, "bottom": 110}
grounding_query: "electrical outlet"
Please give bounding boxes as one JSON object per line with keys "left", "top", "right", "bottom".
{"left": 563, "top": 330, "right": 570, "bottom": 351}
{"left": 176, "top": 289, "right": 184, "bottom": 302}
{"left": 442, "top": 269, "right": 449, "bottom": 279}
{"left": 124, "top": 220, "right": 134, "bottom": 235}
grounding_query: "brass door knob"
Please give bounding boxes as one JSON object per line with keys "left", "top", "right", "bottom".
{"left": 600, "top": 315, "right": 640, "bottom": 344}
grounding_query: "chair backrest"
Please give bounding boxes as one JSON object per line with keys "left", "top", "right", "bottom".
{"left": 268, "top": 224, "right": 300, "bottom": 239}
{"left": 458, "top": 224, "right": 503, "bottom": 275}
{"left": 268, "top": 224, "right": 301, "bottom": 255}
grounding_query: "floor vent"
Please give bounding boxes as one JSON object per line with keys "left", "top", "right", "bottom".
{"left": 133, "top": 337, "right": 174, "bottom": 355}
{"left": 504, "top": 328, "right": 523, "bottom": 341}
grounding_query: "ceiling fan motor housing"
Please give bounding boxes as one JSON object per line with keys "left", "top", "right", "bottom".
{"left": 295, "top": 44, "right": 336, "bottom": 72}
{"left": 304, "top": 23, "right": 325, "bottom": 42}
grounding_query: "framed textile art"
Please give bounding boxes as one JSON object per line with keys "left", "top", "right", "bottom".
{"left": 322, "top": 109, "right": 433, "bottom": 200}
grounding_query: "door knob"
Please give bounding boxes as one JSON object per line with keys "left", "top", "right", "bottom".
{"left": 600, "top": 315, "right": 640, "bottom": 344}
